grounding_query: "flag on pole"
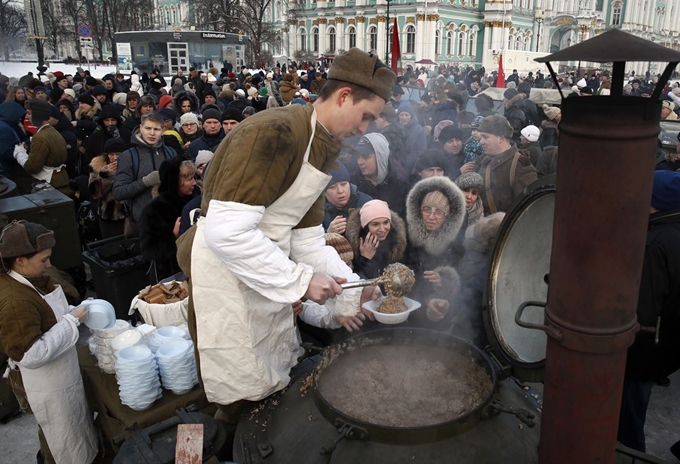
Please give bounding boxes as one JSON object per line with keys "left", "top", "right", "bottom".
{"left": 391, "top": 18, "right": 401, "bottom": 75}
{"left": 496, "top": 54, "right": 505, "bottom": 88}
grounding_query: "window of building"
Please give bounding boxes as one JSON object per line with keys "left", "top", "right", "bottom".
{"left": 388, "top": 25, "right": 393, "bottom": 51}
{"left": 348, "top": 26, "right": 356, "bottom": 48}
{"left": 406, "top": 25, "right": 416, "bottom": 53}
{"left": 468, "top": 31, "right": 476, "bottom": 56}
{"left": 329, "top": 27, "right": 336, "bottom": 52}
{"left": 369, "top": 26, "right": 378, "bottom": 51}
{"left": 447, "top": 30, "right": 453, "bottom": 55}
{"left": 171, "top": 7, "right": 176, "bottom": 24}
{"left": 458, "top": 31, "right": 466, "bottom": 55}
{"left": 508, "top": 33, "right": 514, "bottom": 49}
{"left": 435, "top": 29, "right": 441, "bottom": 55}
{"left": 300, "top": 28, "right": 307, "bottom": 51}
{"left": 612, "top": 1, "right": 622, "bottom": 26}
{"left": 312, "top": 26, "right": 319, "bottom": 52}
{"left": 515, "top": 35, "right": 523, "bottom": 50}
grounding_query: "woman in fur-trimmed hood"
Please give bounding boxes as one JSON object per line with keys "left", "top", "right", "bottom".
{"left": 404, "top": 176, "right": 467, "bottom": 327}
{"left": 345, "top": 200, "right": 408, "bottom": 280}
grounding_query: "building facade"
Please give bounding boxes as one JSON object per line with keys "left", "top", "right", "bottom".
{"left": 282, "top": 0, "right": 680, "bottom": 76}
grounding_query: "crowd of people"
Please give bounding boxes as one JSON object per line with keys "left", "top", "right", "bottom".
{"left": 0, "top": 50, "right": 679, "bottom": 463}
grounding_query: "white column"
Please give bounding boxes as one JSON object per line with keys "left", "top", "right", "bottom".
{"left": 378, "top": 17, "right": 387, "bottom": 60}
{"left": 337, "top": 21, "right": 345, "bottom": 51}
{"left": 416, "top": 16, "right": 426, "bottom": 58}
{"left": 357, "top": 18, "right": 366, "bottom": 50}
{"left": 319, "top": 22, "right": 327, "bottom": 54}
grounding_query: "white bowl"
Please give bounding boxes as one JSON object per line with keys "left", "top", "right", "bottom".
{"left": 156, "top": 339, "right": 192, "bottom": 358}
{"left": 92, "top": 319, "right": 130, "bottom": 338}
{"left": 116, "top": 345, "right": 153, "bottom": 362}
{"left": 110, "top": 330, "right": 143, "bottom": 352}
{"left": 362, "top": 296, "right": 421, "bottom": 325}
{"left": 156, "top": 326, "right": 189, "bottom": 340}
{"left": 84, "top": 300, "right": 116, "bottom": 330}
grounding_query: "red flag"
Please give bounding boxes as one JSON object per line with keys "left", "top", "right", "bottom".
{"left": 496, "top": 54, "right": 505, "bottom": 88}
{"left": 391, "top": 18, "right": 401, "bottom": 75}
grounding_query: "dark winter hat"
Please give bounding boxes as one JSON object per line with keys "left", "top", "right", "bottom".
{"left": 78, "top": 94, "right": 95, "bottom": 107}
{"left": 392, "top": 84, "right": 405, "bottom": 96}
{"left": 159, "top": 108, "right": 177, "bottom": 123}
{"left": 454, "top": 172, "right": 484, "bottom": 191}
{"left": 203, "top": 88, "right": 216, "bottom": 99}
{"left": 471, "top": 115, "right": 486, "bottom": 129}
{"left": 50, "top": 87, "right": 64, "bottom": 103}
{"left": 0, "top": 220, "right": 55, "bottom": 259}
{"left": 49, "top": 104, "right": 60, "bottom": 120}
{"left": 104, "top": 137, "right": 127, "bottom": 154}
{"left": 25, "top": 99, "right": 51, "bottom": 123}
{"left": 85, "top": 76, "right": 98, "bottom": 87}
{"left": 503, "top": 88, "right": 519, "bottom": 100}
{"left": 327, "top": 48, "right": 396, "bottom": 102}
{"left": 438, "top": 125, "right": 466, "bottom": 144}
{"left": 478, "top": 114, "right": 514, "bottom": 139}
{"left": 221, "top": 108, "right": 243, "bottom": 123}
{"left": 475, "top": 93, "right": 494, "bottom": 111}
{"left": 92, "top": 85, "right": 107, "bottom": 96}
{"left": 415, "top": 149, "right": 447, "bottom": 174}
{"left": 55, "top": 74, "right": 67, "bottom": 83}
{"left": 651, "top": 170, "right": 680, "bottom": 211}
{"left": 202, "top": 107, "right": 221, "bottom": 122}
{"left": 326, "top": 161, "right": 351, "bottom": 188}
{"left": 580, "top": 86, "right": 593, "bottom": 95}
{"left": 100, "top": 105, "right": 121, "bottom": 120}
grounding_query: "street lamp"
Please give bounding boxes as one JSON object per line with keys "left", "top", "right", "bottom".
{"left": 535, "top": 12, "right": 544, "bottom": 52}
{"left": 385, "top": 0, "right": 393, "bottom": 65}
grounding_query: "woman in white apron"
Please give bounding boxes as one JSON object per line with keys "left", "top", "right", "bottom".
{"left": 0, "top": 221, "right": 98, "bottom": 464}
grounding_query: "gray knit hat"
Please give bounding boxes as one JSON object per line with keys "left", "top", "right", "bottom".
{"left": 0, "top": 221, "right": 55, "bottom": 259}
{"left": 327, "top": 48, "right": 396, "bottom": 102}
{"left": 455, "top": 172, "right": 484, "bottom": 191}
{"left": 478, "top": 114, "right": 514, "bottom": 139}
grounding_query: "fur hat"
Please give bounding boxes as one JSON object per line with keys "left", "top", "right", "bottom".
{"left": 415, "top": 149, "right": 447, "bottom": 173}
{"left": 221, "top": 108, "right": 243, "bottom": 123}
{"left": 455, "top": 172, "right": 484, "bottom": 191}
{"left": 478, "top": 114, "right": 513, "bottom": 139}
{"left": 422, "top": 190, "right": 450, "bottom": 214}
{"left": 503, "top": 88, "right": 519, "bottom": 100}
{"left": 180, "top": 112, "right": 199, "bottom": 126}
{"left": 327, "top": 48, "right": 396, "bottom": 102}
{"left": 0, "top": 220, "right": 55, "bottom": 259}
{"left": 78, "top": 94, "right": 95, "bottom": 107}
{"left": 520, "top": 125, "right": 540, "bottom": 142}
{"left": 473, "top": 212, "right": 506, "bottom": 247}
{"left": 26, "top": 99, "right": 51, "bottom": 123}
{"left": 433, "top": 120, "right": 454, "bottom": 141}
{"left": 543, "top": 104, "right": 561, "bottom": 121}
{"left": 651, "top": 170, "right": 680, "bottom": 211}
{"left": 201, "top": 107, "right": 221, "bottom": 123}
{"left": 195, "top": 150, "right": 214, "bottom": 167}
{"left": 324, "top": 233, "right": 354, "bottom": 269}
{"left": 438, "top": 125, "right": 466, "bottom": 143}
{"left": 104, "top": 137, "right": 127, "bottom": 154}
{"left": 360, "top": 199, "right": 391, "bottom": 228}
{"left": 662, "top": 100, "right": 676, "bottom": 111}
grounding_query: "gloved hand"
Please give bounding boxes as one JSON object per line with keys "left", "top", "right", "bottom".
{"left": 142, "top": 170, "right": 160, "bottom": 187}
{"left": 13, "top": 143, "right": 28, "bottom": 166}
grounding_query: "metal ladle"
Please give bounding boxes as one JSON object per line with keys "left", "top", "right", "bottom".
{"left": 340, "top": 263, "right": 416, "bottom": 297}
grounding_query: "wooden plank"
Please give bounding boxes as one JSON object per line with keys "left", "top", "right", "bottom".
{"left": 175, "top": 423, "right": 204, "bottom": 464}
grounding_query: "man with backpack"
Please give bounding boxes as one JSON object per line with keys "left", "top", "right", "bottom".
{"left": 112, "top": 111, "right": 176, "bottom": 236}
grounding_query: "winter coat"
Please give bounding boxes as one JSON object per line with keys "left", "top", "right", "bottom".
{"left": 173, "top": 91, "right": 201, "bottom": 114}
{"left": 73, "top": 104, "right": 101, "bottom": 140}
{"left": 345, "top": 208, "right": 407, "bottom": 280}
{"left": 397, "top": 101, "right": 428, "bottom": 174}
{"left": 228, "top": 98, "right": 251, "bottom": 114}
{"left": 625, "top": 209, "right": 680, "bottom": 381}
{"left": 187, "top": 131, "right": 225, "bottom": 160}
{"left": 379, "top": 123, "right": 409, "bottom": 175}
{"left": 139, "top": 157, "right": 200, "bottom": 279}
{"left": 0, "top": 101, "right": 27, "bottom": 178}
{"left": 351, "top": 162, "right": 411, "bottom": 219}
{"left": 404, "top": 177, "right": 467, "bottom": 325}
{"left": 111, "top": 128, "right": 176, "bottom": 224}
{"left": 504, "top": 94, "right": 528, "bottom": 145}
{"left": 433, "top": 101, "right": 459, "bottom": 128}
{"left": 520, "top": 140, "right": 542, "bottom": 166}
{"left": 539, "top": 119, "right": 559, "bottom": 149}
{"left": 463, "top": 136, "right": 483, "bottom": 164}
{"left": 322, "top": 184, "right": 373, "bottom": 232}
{"left": 88, "top": 154, "right": 126, "bottom": 222}
{"left": 83, "top": 106, "right": 123, "bottom": 168}
{"left": 279, "top": 80, "right": 297, "bottom": 104}
{"left": 476, "top": 144, "right": 537, "bottom": 214}
{"left": 26, "top": 125, "right": 70, "bottom": 195}
{"left": 523, "top": 97, "right": 542, "bottom": 127}
{"left": 656, "top": 152, "right": 680, "bottom": 171}
{"left": 310, "top": 79, "right": 327, "bottom": 94}
{"left": 537, "top": 146, "right": 558, "bottom": 178}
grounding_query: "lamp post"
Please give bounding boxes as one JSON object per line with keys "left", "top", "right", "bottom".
{"left": 385, "top": 0, "right": 392, "bottom": 65}
{"left": 535, "top": 13, "right": 544, "bottom": 52}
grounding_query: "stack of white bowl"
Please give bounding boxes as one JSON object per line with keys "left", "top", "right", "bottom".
{"left": 148, "top": 326, "right": 190, "bottom": 353}
{"left": 115, "top": 345, "right": 162, "bottom": 411}
{"left": 155, "top": 339, "right": 199, "bottom": 395}
{"left": 89, "top": 320, "right": 132, "bottom": 374}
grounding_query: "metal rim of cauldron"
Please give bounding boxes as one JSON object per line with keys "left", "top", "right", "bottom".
{"left": 311, "top": 328, "right": 499, "bottom": 445}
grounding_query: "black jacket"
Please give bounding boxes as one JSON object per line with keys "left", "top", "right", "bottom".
{"left": 625, "top": 210, "right": 680, "bottom": 381}
{"left": 351, "top": 164, "right": 411, "bottom": 219}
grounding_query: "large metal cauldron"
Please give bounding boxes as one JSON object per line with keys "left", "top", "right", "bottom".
{"left": 312, "top": 328, "right": 498, "bottom": 444}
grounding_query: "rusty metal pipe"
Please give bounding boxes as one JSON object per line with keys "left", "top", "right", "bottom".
{"left": 538, "top": 96, "right": 659, "bottom": 463}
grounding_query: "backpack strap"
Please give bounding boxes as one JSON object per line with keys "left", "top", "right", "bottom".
{"left": 509, "top": 151, "right": 521, "bottom": 187}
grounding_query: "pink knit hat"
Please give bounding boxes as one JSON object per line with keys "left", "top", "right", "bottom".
{"left": 360, "top": 200, "right": 391, "bottom": 228}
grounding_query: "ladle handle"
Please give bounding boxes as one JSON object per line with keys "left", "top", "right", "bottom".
{"left": 340, "top": 278, "right": 381, "bottom": 290}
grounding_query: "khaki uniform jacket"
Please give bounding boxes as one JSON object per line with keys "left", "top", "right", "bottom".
{"left": 477, "top": 144, "right": 537, "bottom": 214}
{"left": 177, "top": 103, "right": 342, "bottom": 278}
{"left": 26, "top": 125, "right": 70, "bottom": 194}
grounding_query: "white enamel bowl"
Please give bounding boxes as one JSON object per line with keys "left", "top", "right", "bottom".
{"left": 362, "top": 296, "right": 421, "bottom": 325}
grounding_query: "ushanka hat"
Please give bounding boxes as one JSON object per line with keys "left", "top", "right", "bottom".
{"left": 25, "top": 99, "right": 51, "bottom": 123}
{"left": 324, "top": 233, "right": 354, "bottom": 269}
{"left": 0, "top": 220, "right": 55, "bottom": 259}
{"left": 454, "top": 172, "right": 484, "bottom": 191}
{"left": 327, "top": 48, "right": 396, "bottom": 102}
{"left": 478, "top": 114, "right": 514, "bottom": 139}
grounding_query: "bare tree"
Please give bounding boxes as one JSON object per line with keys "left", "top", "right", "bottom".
{"left": 193, "top": 0, "right": 241, "bottom": 33}
{"left": 101, "top": 0, "right": 153, "bottom": 63}
{"left": 0, "top": 0, "right": 26, "bottom": 60}
{"left": 239, "top": 0, "right": 282, "bottom": 66}
{"left": 59, "top": 0, "right": 85, "bottom": 61}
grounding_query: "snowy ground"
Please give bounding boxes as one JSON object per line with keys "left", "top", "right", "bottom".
{"left": 0, "top": 61, "right": 119, "bottom": 80}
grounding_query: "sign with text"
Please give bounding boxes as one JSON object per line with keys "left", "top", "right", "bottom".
{"left": 201, "top": 32, "right": 227, "bottom": 39}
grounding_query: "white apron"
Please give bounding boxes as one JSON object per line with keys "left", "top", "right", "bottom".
{"left": 191, "top": 109, "right": 331, "bottom": 405}
{"left": 9, "top": 272, "right": 98, "bottom": 464}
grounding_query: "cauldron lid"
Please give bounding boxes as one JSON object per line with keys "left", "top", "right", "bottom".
{"left": 484, "top": 176, "right": 556, "bottom": 380}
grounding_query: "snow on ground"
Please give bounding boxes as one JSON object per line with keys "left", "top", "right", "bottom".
{"left": 0, "top": 61, "right": 118, "bottom": 80}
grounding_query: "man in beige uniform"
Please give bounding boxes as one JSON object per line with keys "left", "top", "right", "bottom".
{"left": 176, "top": 49, "right": 395, "bottom": 424}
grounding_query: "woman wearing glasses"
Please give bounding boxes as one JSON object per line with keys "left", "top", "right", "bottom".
{"left": 345, "top": 199, "right": 407, "bottom": 281}
{"left": 404, "top": 176, "right": 467, "bottom": 327}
